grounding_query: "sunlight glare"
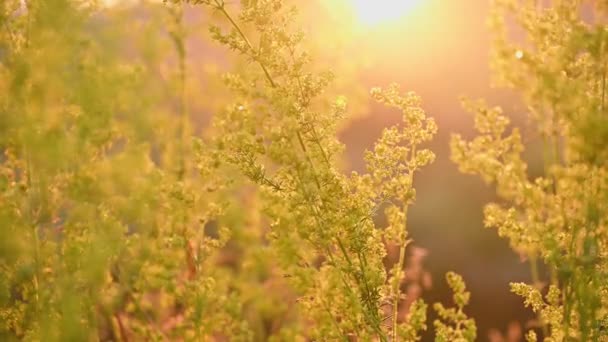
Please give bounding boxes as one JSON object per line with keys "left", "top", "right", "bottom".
{"left": 98, "top": 0, "right": 160, "bottom": 8}
{"left": 353, "top": 0, "right": 421, "bottom": 26}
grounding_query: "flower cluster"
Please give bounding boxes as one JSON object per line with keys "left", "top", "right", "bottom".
{"left": 453, "top": 0, "right": 608, "bottom": 340}
{"left": 0, "top": 0, "right": 478, "bottom": 341}
{"left": 190, "top": 0, "right": 450, "bottom": 339}
{"left": 0, "top": 1, "right": 250, "bottom": 340}
{"left": 433, "top": 272, "right": 477, "bottom": 342}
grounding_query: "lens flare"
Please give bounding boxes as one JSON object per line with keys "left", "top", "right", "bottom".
{"left": 353, "top": 0, "right": 421, "bottom": 26}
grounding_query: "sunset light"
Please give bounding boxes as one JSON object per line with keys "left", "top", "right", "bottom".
{"left": 5, "top": 1, "right": 605, "bottom": 340}
{"left": 353, "top": 0, "right": 421, "bottom": 25}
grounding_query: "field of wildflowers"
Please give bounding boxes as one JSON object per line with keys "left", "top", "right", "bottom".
{"left": 1, "top": 0, "right": 607, "bottom": 340}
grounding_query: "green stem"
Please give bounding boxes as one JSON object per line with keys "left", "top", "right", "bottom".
{"left": 602, "top": 61, "right": 606, "bottom": 112}
{"left": 25, "top": 148, "right": 40, "bottom": 314}
{"left": 211, "top": 3, "right": 387, "bottom": 340}
{"left": 168, "top": 3, "right": 188, "bottom": 180}
{"left": 392, "top": 240, "right": 407, "bottom": 342}
{"left": 392, "top": 144, "right": 416, "bottom": 341}
{"left": 213, "top": 0, "right": 276, "bottom": 88}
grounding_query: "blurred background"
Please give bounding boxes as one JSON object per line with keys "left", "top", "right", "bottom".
{"left": 308, "top": 1, "right": 543, "bottom": 339}
{"left": 103, "top": 0, "right": 547, "bottom": 339}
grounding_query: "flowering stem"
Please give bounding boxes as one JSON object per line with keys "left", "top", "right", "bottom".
{"left": 213, "top": 0, "right": 276, "bottom": 88}
{"left": 210, "top": 3, "right": 387, "bottom": 339}
{"left": 393, "top": 233, "right": 407, "bottom": 341}
{"left": 392, "top": 144, "right": 416, "bottom": 341}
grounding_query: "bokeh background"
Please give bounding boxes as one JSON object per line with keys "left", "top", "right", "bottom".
{"left": 106, "top": 0, "right": 549, "bottom": 339}
{"left": 309, "top": 1, "right": 543, "bottom": 339}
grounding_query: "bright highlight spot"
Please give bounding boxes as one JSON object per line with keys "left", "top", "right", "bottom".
{"left": 99, "top": 0, "right": 160, "bottom": 8}
{"left": 353, "top": 0, "right": 421, "bottom": 26}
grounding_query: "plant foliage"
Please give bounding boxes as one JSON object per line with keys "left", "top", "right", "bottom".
{"left": 19, "top": 0, "right": 608, "bottom": 340}
{"left": 452, "top": 0, "right": 608, "bottom": 340}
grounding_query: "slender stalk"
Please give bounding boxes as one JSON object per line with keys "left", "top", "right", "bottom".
{"left": 293, "top": 158, "right": 380, "bottom": 339}
{"left": 534, "top": 104, "right": 559, "bottom": 338}
{"left": 392, "top": 144, "right": 416, "bottom": 341}
{"left": 111, "top": 313, "right": 127, "bottom": 342}
{"left": 213, "top": 0, "right": 276, "bottom": 88}
{"left": 602, "top": 61, "right": 606, "bottom": 112}
{"left": 24, "top": 147, "right": 41, "bottom": 314}
{"left": 601, "top": 38, "right": 606, "bottom": 112}
{"left": 210, "top": 4, "right": 387, "bottom": 339}
{"left": 392, "top": 239, "right": 407, "bottom": 342}
{"left": 168, "top": 3, "right": 188, "bottom": 181}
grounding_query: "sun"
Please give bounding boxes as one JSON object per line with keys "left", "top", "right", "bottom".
{"left": 353, "top": 0, "right": 421, "bottom": 26}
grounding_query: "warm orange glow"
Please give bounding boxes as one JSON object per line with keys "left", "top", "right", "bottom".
{"left": 353, "top": 0, "right": 421, "bottom": 26}
{"left": 99, "top": 0, "right": 160, "bottom": 8}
